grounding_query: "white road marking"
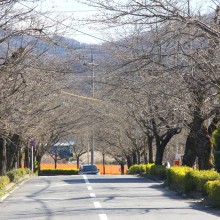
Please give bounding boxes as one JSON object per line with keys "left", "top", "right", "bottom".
{"left": 83, "top": 175, "right": 108, "bottom": 220}
{"left": 90, "top": 193, "right": 96, "bottom": 198}
{"left": 87, "top": 186, "right": 93, "bottom": 191}
{"left": 82, "top": 175, "right": 87, "bottom": 180}
{"left": 99, "top": 214, "right": 108, "bottom": 220}
{"left": 83, "top": 175, "right": 90, "bottom": 184}
{"left": 94, "top": 201, "right": 102, "bottom": 208}
{"left": 0, "top": 194, "right": 9, "bottom": 202}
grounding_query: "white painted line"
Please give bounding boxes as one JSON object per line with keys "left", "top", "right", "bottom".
{"left": 94, "top": 201, "right": 102, "bottom": 208}
{"left": 82, "top": 175, "right": 87, "bottom": 180}
{"left": 83, "top": 175, "right": 90, "bottom": 184}
{"left": 0, "top": 194, "right": 9, "bottom": 202}
{"left": 10, "top": 187, "right": 19, "bottom": 194}
{"left": 87, "top": 186, "right": 93, "bottom": 191}
{"left": 99, "top": 214, "right": 108, "bottom": 220}
{"left": 90, "top": 193, "right": 96, "bottom": 198}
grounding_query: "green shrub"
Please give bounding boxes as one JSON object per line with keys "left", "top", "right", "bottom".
{"left": 185, "top": 170, "right": 220, "bottom": 194}
{"left": 145, "top": 163, "right": 154, "bottom": 174}
{"left": 166, "top": 166, "right": 193, "bottom": 189}
{"left": 126, "top": 164, "right": 153, "bottom": 175}
{"left": 127, "top": 164, "right": 143, "bottom": 174}
{"left": 150, "top": 165, "right": 166, "bottom": 179}
{"left": 205, "top": 180, "right": 220, "bottom": 207}
{"left": 0, "top": 176, "right": 10, "bottom": 190}
{"left": 140, "top": 164, "right": 147, "bottom": 173}
{"left": 39, "top": 169, "right": 79, "bottom": 176}
{"left": 6, "top": 168, "right": 31, "bottom": 182}
{"left": 213, "top": 127, "right": 220, "bottom": 172}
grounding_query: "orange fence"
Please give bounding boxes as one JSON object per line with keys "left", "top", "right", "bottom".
{"left": 40, "top": 164, "right": 127, "bottom": 175}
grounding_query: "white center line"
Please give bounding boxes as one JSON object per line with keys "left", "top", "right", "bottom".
{"left": 83, "top": 175, "right": 108, "bottom": 220}
{"left": 87, "top": 186, "right": 93, "bottom": 191}
{"left": 99, "top": 214, "right": 109, "bottom": 220}
{"left": 83, "top": 175, "right": 90, "bottom": 184}
{"left": 90, "top": 193, "right": 96, "bottom": 198}
{"left": 94, "top": 201, "right": 102, "bottom": 208}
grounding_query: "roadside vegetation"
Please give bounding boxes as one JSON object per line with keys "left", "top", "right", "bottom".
{"left": 0, "top": 168, "right": 32, "bottom": 197}
{"left": 39, "top": 169, "right": 79, "bottom": 176}
{"left": 127, "top": 164, "right": 220, "bottom": 208}
{"left": 0, "top": 0, "right": 220, "bottom": 210}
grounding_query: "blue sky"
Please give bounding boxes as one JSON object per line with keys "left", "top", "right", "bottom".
{"left": 24, "top": 0, "right": 217, "bottom": 44}
{"left": 37, "top": 0, "right": 102, "bottom": 44}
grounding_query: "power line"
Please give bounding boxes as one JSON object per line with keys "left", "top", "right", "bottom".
{"left": 61, "top": 90, "right": 102, "bottom": 102}
{"left": 44, "top": 10, "right": 99, "bottom": 13}
{"left": 18, "top": 2, "right": 111, "bottom": 44}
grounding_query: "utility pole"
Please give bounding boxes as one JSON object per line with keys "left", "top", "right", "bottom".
{"left": 88, "top": 51, "right": 98, "bottom": 165}
{"left": 187, "top": 0, "right": 190, "bottom": 16}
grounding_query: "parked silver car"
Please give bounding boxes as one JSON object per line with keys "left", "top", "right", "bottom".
{"left": 79, "top": 164, "right": 100, "bottom": 175}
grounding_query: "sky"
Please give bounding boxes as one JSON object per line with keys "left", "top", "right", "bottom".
{"left": 35, "top": 0, "right": 103, "bottom": 44}
{"left": 21, "top": 0, "right": 218, "bottom": 45}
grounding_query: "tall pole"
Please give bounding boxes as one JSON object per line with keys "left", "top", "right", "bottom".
{"left": 187, "top": 0, "right": 190, "bottom": 16}
{"left": 31, "top": 146, "right": 34, "bottom": 172}
{"left": 91, "top": 52, "right": 95, "bottom": 165}
{"left": 88, "top": 52, "right": 98, "bottom": 165}
{"left": 30, "top": 139, "right": 35, "bottom": 172}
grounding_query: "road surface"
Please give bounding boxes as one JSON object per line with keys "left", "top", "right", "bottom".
{"left": 0, "top": 175, "right": 220, "bottom": 220}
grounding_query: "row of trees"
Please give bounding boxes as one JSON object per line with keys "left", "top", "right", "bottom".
{"left": 0, "top": 0, "right": 96, "bottom": 175}
{"left": 73, "top": 0, "right": 220, "bottom": 170}
{"left": 1, "top": 0, "right": 220, "bottom": 175}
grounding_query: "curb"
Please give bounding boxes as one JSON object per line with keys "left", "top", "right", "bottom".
{"left": 0, "top": 175, "right": 32, "bottom": 202}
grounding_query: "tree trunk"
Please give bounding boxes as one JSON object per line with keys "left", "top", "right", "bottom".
{"left": 182, "top": 130, "right": 197, "bottom": 167}
{"left": 137, "top": 149, "right": 141, "bottom": 164}
{"left": 24, "top": 145, "right": 29, "bottom": 168}
{"left": 102, "top": 153, "right": 105, "bottom": 175}
{"left": 183, "top": 110, "right": 214, "bottom": 170}
{"left": 132, "top": 150, "right": 137, "bottom": 164}
{"left": 55, "top": 154, "right": 57, "bottom": 169}
{"left": 120, "top": 162, "right": 125, "bottom": 175}
{"left": 155, "top": 128, "right": 180, "bottom": 165}
{"left": 76, "top": 157, "right": 80, "bottom": 169}
{"left": 148, "top": 135, "right": 154, "bottom": 163}
{"left": 7, "top": 134, "right": 20, "bottom": 171}
{"left": 36, "top": 154, "right": 42, "bottom": 175}
{"left": 197, "top": 126, "right": 213, "bottom": 170}
{"left": 0, "top": 138, "right": 7, "bottom": 176}
{"left": 126, "top": 155, "right": 132, "bottom": 168}
{"left": 155, "top": 144, "right": 165, "bottom": 165}
{"left": 143, "top": 137, "right": 148, "bottom": 164}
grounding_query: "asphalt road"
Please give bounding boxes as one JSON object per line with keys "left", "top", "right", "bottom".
{"left": 0, "top": 175, "right": 220, "bottom": 220}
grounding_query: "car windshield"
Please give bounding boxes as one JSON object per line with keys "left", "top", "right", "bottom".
{"left": 82, "top": 165, "right": 97, "bottom": 171}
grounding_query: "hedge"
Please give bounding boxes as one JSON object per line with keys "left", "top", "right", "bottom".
{"left": 0, "top": 176, "right": 10, "bottom": 190}
{"left": 166, "top": 166, "right": 193, "bottom": 191}
{"left": 150, "top": 165, "right": 167, "bottom": 178}
{"left": 166, "top": 167, "right": 220, "bottom": 194}
{"left": 205, "top": 180, "right": 220, "bottom": 208}
{"left": 126, "top": 164, "right": 166, "bottom": 178}
{"left": 185, "top": 170, "right": 220, "bottom": 194}
{"left": 39, "top": 169, "right": 79, "bottom": 176}
{"left": 126, "top": 164, "right": 154, "bottom": 175}
{"left": 127, "top": 164, "right": 146, "bottom": 174}
{"left": 0, "top": 168, "right": 32, "bottom": 195}
{"left": 6, "top": 168, "right": 32, "bottom": 182}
